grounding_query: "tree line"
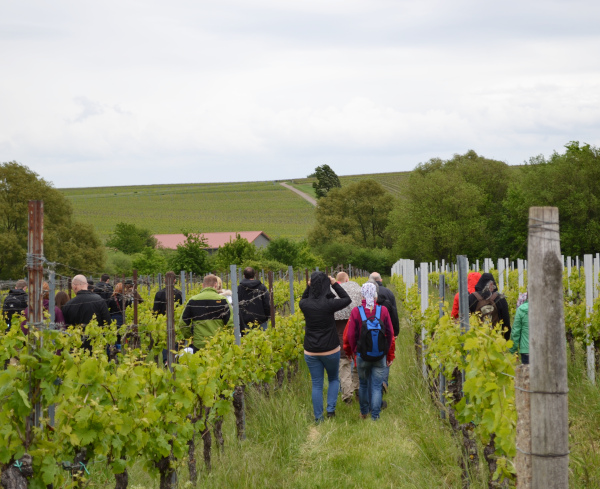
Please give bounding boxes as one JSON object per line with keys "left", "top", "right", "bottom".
{"left": 1, "top": 141, "right": 598, "bottom": 279}
{"left": 309, "top": 141, "right": 600, "bottom": 267}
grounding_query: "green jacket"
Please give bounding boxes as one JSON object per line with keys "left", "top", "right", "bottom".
{"left": 178, "top": 287, "right": 234, "bottom": 350}
{"left": 510, "top": 302, "right": 529, "bottom": 355}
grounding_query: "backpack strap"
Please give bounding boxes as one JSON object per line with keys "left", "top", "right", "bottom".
{"left": 489, "top": 292, "right": 499, "bottom": 302}
{"left": 375, "top": 305, "right": 382, "bottom": 320}
{"left": 358, "top": 306, "right": 367, "bottom": 322}
{"left": 472, "top": 292, "right": 483, "bottom": 301}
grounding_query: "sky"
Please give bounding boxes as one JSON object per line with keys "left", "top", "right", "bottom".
{"left": 1, "top": 0, "right": 599, "bottom": 189}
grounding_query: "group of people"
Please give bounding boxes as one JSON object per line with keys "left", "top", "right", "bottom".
{"left": 450, "top": 271, "right": 529, "bottom": 364}
{"left": 299, "top": 271, "right": 399, "bottom": 423}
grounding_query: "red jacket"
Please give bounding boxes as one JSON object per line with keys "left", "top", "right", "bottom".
{"left": 451, "top": 272, "right": 481, "bottom": 319}
{"left": 343, "top": 300, "right": 395, "bottom": 363}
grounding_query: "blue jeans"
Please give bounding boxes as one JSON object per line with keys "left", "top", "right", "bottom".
{"left": 304, "top": 351, "right": 341, "bottom": 422}
{"left": 357, "top": 355, "right": 387, "bottom": 420}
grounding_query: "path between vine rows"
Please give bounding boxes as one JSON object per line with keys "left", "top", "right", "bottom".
{"left": 279, "top": 182, "right": 317, "bottom": 206}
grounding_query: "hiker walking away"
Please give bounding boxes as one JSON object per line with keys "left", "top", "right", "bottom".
{"left": 369, "top": 272, "right": 399, "bottom": 396}
{"left": 152, "top": 278, "right": 183, "bottom": 316}
{"left": 299, "top": 271, "right": 351, "bottom": 423}
{"left": 216, "top": 276, "right": 233, "bottom": 304}
{"left": 451, "top": 272, "right": 481, "bottom": 319}
{"left": 179, "top": 274, "right": 233, "bottom": 352}
{"left": 510, "top": 293, "right": 529, "bottom": 364}
{"left": 344, "top": 282, "right": 395, "bottom": 420}
{"left": 20, "top": 282, "right": 65, "bottom": 333}
{"left": 107, "top": 283, "right": 131, "bottom": 327}
{"left": 93, "top": 274, "right": 114, "bottom": 302}
{"left": 2, "top": 279, "right": 28, "bottom": 330}
{"left": 333, "top": 272, "right": 361, "bottom": 404}
{"left": 468, "top": 272, "right": 511, "bottom": 340}
{"left": 62, "top": 275, "right": 111, "bottom": 350}
{"left": 237, "top": 267, "right": 270, "bottom": 333}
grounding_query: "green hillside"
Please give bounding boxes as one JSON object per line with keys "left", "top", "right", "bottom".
{"left": 61, "top": 181, "right": 316, "bottom": 240}
{"left": 60, "top": 171, "right": 412, "bottom": 241}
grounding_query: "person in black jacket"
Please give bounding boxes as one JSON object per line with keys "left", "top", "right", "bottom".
{"left": 237, "top": 267, "right": 270, "bottom": 334}
{"left": 2, "top": 279, "right": 28, "bottom": 330}
{"left": 153, "top": 282, "right": 183, "bottom": 316}
{"left": 299, "top": 271, "right": 351, "bottom": 422}
{"left": 62, "top": 275, "right": 111, "bottom": 350}
{"left": 369, "top": 272, "right": 399, "bottom": 336}
{"left": 93, "top": 274, "right": 113, "bottom": 301}
{"left": 468, "top": 272, "right": 511, "bottom": 340}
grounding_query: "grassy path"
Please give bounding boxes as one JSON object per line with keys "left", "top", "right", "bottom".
{"left": 119, "top": 321, "right": 484, "bottom": 489}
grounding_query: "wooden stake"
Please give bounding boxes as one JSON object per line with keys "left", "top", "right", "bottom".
{"left": 528, "top": 207, "right": 568, "bottom": 488}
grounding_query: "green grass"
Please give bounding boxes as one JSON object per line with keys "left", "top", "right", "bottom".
{"left": 566, "top": 344, "right": 600, "bottom": 488}
{"left": 94, "top": 321, "right": 482, "bottom": 489}
{"left": 61, "top": 181, "right": 316, "bottom": 240}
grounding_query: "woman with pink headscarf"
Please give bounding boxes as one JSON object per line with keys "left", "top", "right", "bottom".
{"left": 344, "top": 282, "right": 395, "bottom": 421}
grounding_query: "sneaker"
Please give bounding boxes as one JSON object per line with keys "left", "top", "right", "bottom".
{"left": 343, "top": 398, "right": 353, "bottom": 405}
{"left": 380, "top": 400, "right": 388, "bottom": 410}
{"left": 326, "top": 411, "right": 335, "bottom": 418}
{"left": 360, "top": 413, "right": 368, "bottom": 420}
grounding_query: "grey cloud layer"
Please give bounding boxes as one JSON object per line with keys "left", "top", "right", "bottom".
{"left": 1, "top": 0, "right": 599, "bottom": 188}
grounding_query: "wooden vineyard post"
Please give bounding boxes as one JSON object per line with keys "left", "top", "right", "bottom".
{"left": 528, "top": 207, "right": 568, "bottom": 488}
{"left": 180, "top": 270, "right": 186, "bottom": 305}
{"left": 515, "top": 365, "right": 532, "bottom": 488}
{"left": 28, "top": 201, "right": 44, "bottom": 429}
{"left": 268, "top": 271, "right": 275, "bottom": 329}
{"left": 438, "top": 274, "right": 446, "bottom": 419}
{"left": 230, "top": 264, "right": 246, "bottom": 440}
{"left": 165, "top": 271, "right": 176, "bottom": 371}
{"left": 288, "top": 266, "right": 295, "bottom": 315}
{"left": 132, "top": 269, "right": 140, "bottom": 349}
{"left": 584, "top": 254, "right": 595, "bottom": 382}
{"left": 419, "top": 262, "right": 428, "bottom": 379}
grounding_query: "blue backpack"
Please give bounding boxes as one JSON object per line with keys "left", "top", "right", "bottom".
{"left": 356, "top": 305, "right": 389, "bottom": 362}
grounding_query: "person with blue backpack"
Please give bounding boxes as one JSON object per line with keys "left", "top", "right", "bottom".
{"left": 344, "top": 282, "right": 396, "bottom": 420}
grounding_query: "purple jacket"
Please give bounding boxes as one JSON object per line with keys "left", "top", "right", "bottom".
{"left": 21, "top": 299, "right": 65, "bottom": 334}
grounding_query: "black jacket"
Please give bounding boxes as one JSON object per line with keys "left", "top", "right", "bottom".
{"left": 376, "top": 281, "right": 400, "bottom": 336}
{"left": 299, "top": 272, "right": 351, "bottom": 353}
{"left": 153, "top": 287, "right": 183, "bottom": 316}
{"left": 62, "top": 290, "right": 111, "bottom": 327}
{"left": 468, "top": 273, "right": 511, "bottom": 340}
{"left": 2, "top": 289, "right": 28, "bottom": 327}
{"left": 237, "top": 279, "right": 270, "bottom": 330}
{"left": 93, "top": 281, "right": 114, "bottom": 301}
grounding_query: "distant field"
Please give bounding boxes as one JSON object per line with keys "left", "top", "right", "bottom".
{"left": 290, "top": 170, "right": 410, "bottom": 198}
{"left": 62, "top": 181, "right": 316, "bottom": 240}
{"left": 61, "top": 171, "right": 414, "bottom": 241}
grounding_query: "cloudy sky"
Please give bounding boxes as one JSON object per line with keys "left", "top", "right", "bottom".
{"left": 1, "top": 0, "right": 599, "bottom": 188}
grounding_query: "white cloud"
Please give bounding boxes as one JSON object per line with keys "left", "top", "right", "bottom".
{"left": 1, "top": 0, "right": 599, "bottom": 187}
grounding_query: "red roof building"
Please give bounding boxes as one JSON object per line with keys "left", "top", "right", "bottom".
{"left": 154, "top": 231, "right": 271, "bottom": 252}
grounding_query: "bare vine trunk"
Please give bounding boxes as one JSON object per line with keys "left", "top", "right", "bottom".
{"left": 233, "top": 386, "right": 246, "bottom": 441}
{"left": 114, "top": 468, "right": 128, "bottom": 489}
{"left": 156, "top": 455, "right": 175, "bottom": 489}
{"left": 213, "top": 417, "right": 224, "bottom": 452}
{"left": 1, "top": 454, "right": 32, "bottom": 489}
{"left": 187, "top": 436, "right": 197, "bottom": 485}
{"left": 201, "top": 420, "right": 212, "bottom": 472}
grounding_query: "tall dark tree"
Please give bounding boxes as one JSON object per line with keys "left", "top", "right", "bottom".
{"left": 312, "top": 164, "right": 342, "bottom": 199}
{"left": 0, "top": 161, "right": 106, "bottom": 279}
